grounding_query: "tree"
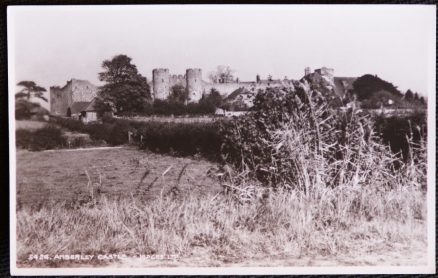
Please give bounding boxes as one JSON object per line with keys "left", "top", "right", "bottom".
{"left": 98, "top": 54, "right": 151, "bottom": 114}
{"left": 15, "top": 81, "right": 48, "bottom": 120}
{"left": 404, "top": 89, "right": 414, "bottom": 101}
{"left": 208, "top": 65, "right": 234, "bottom": 83}
{"left": 204, "top": 88, "right": 223, "bottom": 108}
{"left": 352, "top": 74, "right": 403, "bottom": 101}
{"left": 413, "top": 92, "right": 419, "bottom": 101}
{"left": 196, "top": 89, "right": 224, "bottom": 114}
{"left": 168, "top": 85, "right": 188, "bottom": 104}
{"left": 16, "top": 81, "right": 47, "bottom": 102}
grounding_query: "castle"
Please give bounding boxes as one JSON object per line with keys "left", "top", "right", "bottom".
{"left": 150, "top": 68, "right": 296, "bottom": 103}
{"left": 49, "top": 67, "right": 356, "bottom": 117}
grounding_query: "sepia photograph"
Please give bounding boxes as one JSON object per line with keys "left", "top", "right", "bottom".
{"left": 8, "top": 4, "right": 436, "bottom": 275}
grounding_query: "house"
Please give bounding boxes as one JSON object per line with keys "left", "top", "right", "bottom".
{"left": 68, "top": 98, "right": 112, "bottom": 123}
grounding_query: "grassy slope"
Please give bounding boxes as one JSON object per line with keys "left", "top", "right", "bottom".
{"left": 15, "top": 147, "right": 427, "bottom": 267}
{"left": 16, "top": 147, "right": 220, "bottom": 208}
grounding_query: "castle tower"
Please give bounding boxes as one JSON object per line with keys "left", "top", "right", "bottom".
{"left": 186, "top": 68, "right": 203, "bottom": 102}
{"left": 304, "top": 67, "right": 311, "bottom": 76}
{"left": 152, "top": 68, "right": 170, "bottom": 100}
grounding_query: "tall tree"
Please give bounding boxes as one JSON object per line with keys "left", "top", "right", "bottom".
{"left": 352, "top": 74, "right": 402, "bottom": 101}
{"left": 16, "top": 81, "right": 47, "bottom": 102}
{"left": 15, "top": 81, "right": 47, "bottom": 119}
{"left": 98, "top": 54, "right": 151, "bottom": 114}
{"left": 404, "top": 89, "right": 414, "bottom": 101}
{"left": 168, "top": 85, "right": 188, "bottom": 104}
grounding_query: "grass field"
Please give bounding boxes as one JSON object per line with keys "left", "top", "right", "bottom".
{"left": 15, "top": 147, "right": 428, "bottom": 268}
{"left": 16, "top": 147, "right": 221, "bottom": 208}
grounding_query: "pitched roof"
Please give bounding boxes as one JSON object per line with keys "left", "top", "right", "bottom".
{"left": 84, "top": 97, "right": 112, "bottom": 112}
{"left": 69, "top": 101, "right": 90, "bottom": 114}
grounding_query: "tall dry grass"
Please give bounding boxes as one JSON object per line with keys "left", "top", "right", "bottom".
{"left": 17, "top": 152, "right": 426, "bottom": 266}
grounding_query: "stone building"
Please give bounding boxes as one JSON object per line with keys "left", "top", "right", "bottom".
{"left": 150, "top": 68, "right": 296, "bottom": 102}
{"left": 50, "top": 79, "right": 98, "bottom": 116}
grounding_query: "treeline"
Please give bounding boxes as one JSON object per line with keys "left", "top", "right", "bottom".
{"left": 352, "top": 74, "right": 426, "bottom": 109}
{"left": 373, "top": 111, "right": 427, "bottom": 161}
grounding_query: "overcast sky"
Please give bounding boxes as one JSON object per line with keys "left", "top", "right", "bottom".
{"left": 8, "top": 4, "right": 436, "bottom": 106}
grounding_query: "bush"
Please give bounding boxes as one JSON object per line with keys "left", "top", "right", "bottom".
{"left": 31, "top": 125, "right": 66, "bottom": 151}
{"left": 137, "top": 121, "right": 222, "bottom": 159}
{"left": 15, "top": 100, "right": 42, "bottom": 120}
{"left": 66, "top": 136, "right": 93, "bottom": 148}
{"left": 16, "top": 129, "right": 33, "bottom": 149}
{"left": 219, "top": 86, "right": 400, "bottom": 189}
{"left": 16, "top": 125, "right": 66, "bottom": 151}
{"left": 105, "top": 121, "right": 131, "bottom": 146}
{"left": 51, "top": 117, "right": 86, "bottom": 133}
{"left": 373, "top": 112, "right": 427, "bottom": 161}
{"left": 52, "top": 117, "right": 131, "bottom": 146}
{"left": 53, "top": 115, "right": 222, "bottom": 157}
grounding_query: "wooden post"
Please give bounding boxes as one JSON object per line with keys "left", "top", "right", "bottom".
{"left": 128, "top": 131, "right": 132, "bottom": 144}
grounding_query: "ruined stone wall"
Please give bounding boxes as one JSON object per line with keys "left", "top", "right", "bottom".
{"left": 186, "top": 68, "right": 203, "bottom": 102}
{"left": 50, "top": 85, "right": 70, "bottom": 115}
{"left": 152, "top": 68, "right": 170, "bottom": 100}
{"left": 203, "top": 80, "right": 294, "bottom": 97}
{"left": 50, "top": 81, "right": 75, "bottom": 116}
{"left": 169, "top": 74, "right": 186, "bottom": 88}
{"left": 203, "top": 82, "right": 249, "bottom": 96}
{"left": 70, "top": 79, "right": 97, "bottom": 102}
{"left": 314, "top": 67, "right": 334, "bottom": 84}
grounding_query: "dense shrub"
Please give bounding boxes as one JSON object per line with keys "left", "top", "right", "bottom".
{"left": 16, "top": 125, "right": 66, "bottom": 151}
{"left": 373, "top": 112, "right": 427, "bottom": 161}
{"left": 15, "top": 100, "right": 48, "bottom": 120}
{"left": 102, "top": 121, "right": 131, "bottom": 146}
{"left": 52, "top": 117, "right": 133, "bottom": 146}
{"left": 31, "top": 126, "right": 66, "bottom": 151}
{"left": 16, "top": 129, "right": 33, "bottom": 149}
{"left": 137, "top": 121, "right": 222, "bottom": 159}
{"left": 118, "top": 97, "right": 220, "bottom": 117}
{"left": 353, "top": 74, "right": 402, "bottom": 101}
{"left": 218, "top": 86, "right": 400, "bottom": 189}
{"left": 52, "top": 116, "right": 222, "bottom": 157}
{"left": 51, "top": 117, "right": 86, "bottom": 133}
{"left": 66, "top": 136, "right": 94, "bottom": 148}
